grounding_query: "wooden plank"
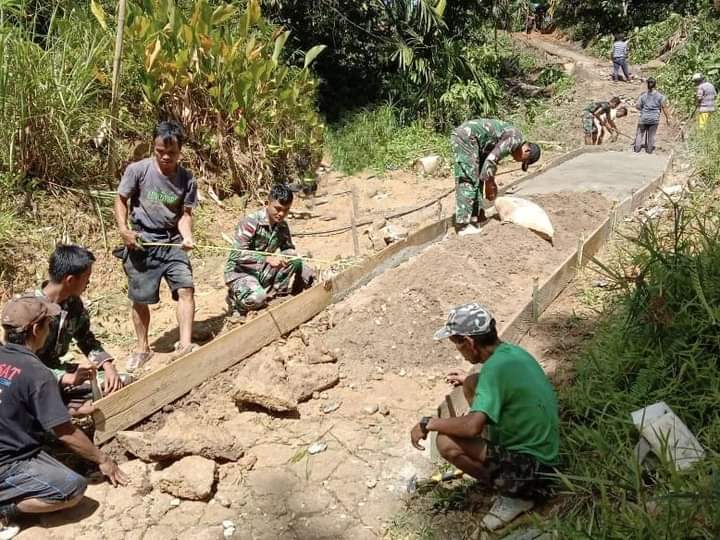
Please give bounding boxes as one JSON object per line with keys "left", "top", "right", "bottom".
{"left": 432, "top": 152, "right": 674, "bottom": 429}
{"left": 93, "top": 284, "right": 333, "bottom": 443}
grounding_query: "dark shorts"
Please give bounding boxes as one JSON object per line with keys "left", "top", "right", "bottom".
{"left": 485, "top": 442, "right": 555, "bottom": 499}
{"left": 0, "top": 451, "right": 87, "bottom": 504}
{"left": 122, "top": 245, "right": 194, "bottom": 304}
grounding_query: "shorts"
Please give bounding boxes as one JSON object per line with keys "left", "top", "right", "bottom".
{"left": 484, "top": 442, "right": 555, "bottom": 499}
{"left": 0, "top": 451, "right": 87, "bottom": 504}
{"left": 121, "top": 245, "right": 194, "bottom": 304}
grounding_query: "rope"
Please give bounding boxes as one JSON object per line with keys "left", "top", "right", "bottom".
{"left": 137, "top": 241, "right": 347, "bottom": 268}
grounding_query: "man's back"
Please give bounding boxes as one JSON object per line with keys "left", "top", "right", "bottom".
{"left": 0, "top": 344, "right": 70, "bottom": 465}
{"left": 698, "top": 81, "right": 717, "bottom": 112}
{"left": 470, "top": 343, "right": 559, "bottom": 465}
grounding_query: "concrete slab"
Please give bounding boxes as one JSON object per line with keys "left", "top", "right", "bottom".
{"left": 516, "top": 150, "right": 670, "bottom": 201}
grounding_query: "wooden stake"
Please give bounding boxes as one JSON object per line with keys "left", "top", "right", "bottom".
{"left": 531, "top": 277, "right": 540, "bottom": 322}
{"left": 350, "top": 185, "right": 360, "bottom": 257}
{"left": 436, "top": 199, "right": 443, "bottom": 221}
{"left": 576, "top": 233, "right": 585, "bottom": 273}
{"left": 108, "top": 0, "right": 127, "bottom": 185}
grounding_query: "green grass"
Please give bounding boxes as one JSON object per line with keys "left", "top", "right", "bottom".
{"left": 326, "top": 104, "right": 451, "bottom": 175}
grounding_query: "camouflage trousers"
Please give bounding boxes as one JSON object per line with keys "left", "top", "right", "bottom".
{"left": 451, "top": 127, "right": 489, "bottom": 225}
{"left": 227, "top": 259, "right": 315, "bottom": 313}
{"left": 581, "top": 111, "right": 597, "bottom": 135}
{"left": 484, "top": 441, "right": 555, "bottom": 499}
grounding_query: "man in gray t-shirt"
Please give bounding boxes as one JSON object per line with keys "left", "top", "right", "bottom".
{"left": 114, "top": 121, "right": 198, "bottom": 371}
{"left": 634, "top": 78, "right": 671, "bottom": 154}
{"left": 693, "top": 73, "right": 716, "bottom": 129}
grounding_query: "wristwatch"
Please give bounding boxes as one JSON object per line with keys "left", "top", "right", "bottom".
{"left": 419, "top": 416, "right": 432, "bottom": 436}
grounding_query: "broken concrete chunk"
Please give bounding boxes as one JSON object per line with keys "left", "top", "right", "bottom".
{"left": 381, "top": 223, "right": 408, "bottom": 245}
{"left": 233, "top": 356, "right": 298, "bottom": 412}
{"left": 118, "top": 459, "right": 152, "bottom": 495}
{"left": 117, "top": 411, "right": 243, "bottom": 462}
{"left": 155, "top": 456, "right": 217, "bottom": 501}
{"left": 287, "top": 362, "right": 340, "bottom": 402}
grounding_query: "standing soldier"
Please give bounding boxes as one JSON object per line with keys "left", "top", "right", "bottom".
{"left": 451, "top": 119, "right": 541, "bottom": 236}
{"left": 693, "top": 73, "right": 716, "bottom": 129}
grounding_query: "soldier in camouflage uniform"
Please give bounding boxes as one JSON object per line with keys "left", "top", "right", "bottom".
{"left": 451, "top": 119, "right": 541, "bottom": 236}
{"left": 582, "top": 96, "right": 624, "bottom": 145}
{"left": 410, "top": 303, "right": 559, "bottom": 530}
{"left": 29, "top": 245, "right": 131, "bottom": 415}
{"left": 225, "top": 184, "right": 315, "bottom": 318}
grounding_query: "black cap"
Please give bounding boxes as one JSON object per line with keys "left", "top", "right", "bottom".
{"left": 522, "top": 143, "right": 541, "bottom": 172}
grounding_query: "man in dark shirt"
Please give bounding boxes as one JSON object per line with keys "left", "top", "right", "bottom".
{"left": 114, "top": 120, "right": 198, "bottom": 371}
{"left": 32, "top": 245, "right": 132, "bottom": 415}
{"left": 0, "top": 297, "right": 126, "bottom": 538}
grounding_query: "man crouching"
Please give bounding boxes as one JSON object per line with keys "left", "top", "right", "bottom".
{"left": 224, "top": 184, "right": 315, "bottom": 320}
{"left": 410, "top": 303, "right": 559, "bottom": 531}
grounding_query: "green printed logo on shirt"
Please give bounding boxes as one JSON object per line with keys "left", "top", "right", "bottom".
{"left": 147, "top": 190, "right": 181, "bottom": 205}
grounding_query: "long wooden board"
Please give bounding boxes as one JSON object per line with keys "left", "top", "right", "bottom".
{"left": 435, "top": 151, "right": 675, "bottom": 423}
{"left": 93, "top": 147, "right": 636, "bottom": 444}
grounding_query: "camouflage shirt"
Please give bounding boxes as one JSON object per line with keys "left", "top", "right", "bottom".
{"left": 583, "top": 101, "right": 611, "bottom": 116}
{"left": 224, "top": 209, "right": 297, "bottom": 284}
{"left": 458, "top": 118, "right": 525, "bottom": 181}
{"left": 30, "top": 285, "right": 113, "bottom": 378}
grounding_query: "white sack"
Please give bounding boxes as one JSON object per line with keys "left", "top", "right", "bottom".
{"left": 494, "top": 196, "right": 554, "bottom": 243}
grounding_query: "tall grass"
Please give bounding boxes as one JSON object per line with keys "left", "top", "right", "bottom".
{"left": 326, "top": 104, "right": 450, "bottom": 175}
{"left": 551, "top": 123, "right": 720, "bottom": 537}
{"left": 0, "top": 7, "right": 110, "bottom": 188}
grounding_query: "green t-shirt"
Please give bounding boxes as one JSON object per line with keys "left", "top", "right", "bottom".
{"left": 470, "top": 343, "right": 559, "bottom": 465}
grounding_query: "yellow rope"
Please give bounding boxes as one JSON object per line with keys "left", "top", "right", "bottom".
{"left": 138, "top": 241, "right": 349, "bottom": 268}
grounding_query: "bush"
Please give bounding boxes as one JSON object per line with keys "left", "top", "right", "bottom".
{"left": 326, "top": 105, "right": 450, "bottom": 175}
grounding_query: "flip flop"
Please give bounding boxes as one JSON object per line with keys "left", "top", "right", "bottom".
{"left": 126, "top": 351, "right": 153, "bottom": 373}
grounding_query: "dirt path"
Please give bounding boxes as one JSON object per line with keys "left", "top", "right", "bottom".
{"left": 16, "top": 36, "right": 679, "bottom": 540}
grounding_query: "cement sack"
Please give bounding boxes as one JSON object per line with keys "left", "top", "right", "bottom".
{"left": 494, "top": 196, "right": 554, "bottom": 242}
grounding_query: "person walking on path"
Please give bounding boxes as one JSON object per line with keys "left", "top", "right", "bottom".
{"left": 0, "top": 296, "right": 127, "bottom": 540}
{"left": 693, "top": 73, "right": 716, "bottom": 129}
{"left": 611, "top": 34, "right": 631, "bottom": 82}
{"left": 410, "top": 303, "right": 559, "bottom": 531}
{"left": 114, "top": 120, "right": 198, "bottom": 372}
{"left": 451, "top": 119, "right": 541, "bottom": 237}
{"left": 634, "top": 78, "right": 671, "bottom": 154}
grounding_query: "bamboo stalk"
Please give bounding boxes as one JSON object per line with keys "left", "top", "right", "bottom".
{"left": 108, "top": 0, "right": 128, "bottom": 186}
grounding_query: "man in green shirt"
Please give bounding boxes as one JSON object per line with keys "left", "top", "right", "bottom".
{"left": 410, "top": 303, "right": 559, "bottom": 531}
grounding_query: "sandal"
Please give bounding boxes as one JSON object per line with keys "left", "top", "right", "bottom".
{"left": 126, "top": 351, "right": 154, "bottom": 373}
{"left": 171, "top": 342, "right": 200, "bottom": 360}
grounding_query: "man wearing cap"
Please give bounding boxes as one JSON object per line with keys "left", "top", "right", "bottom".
{"left": 693, "top": 73, "right": 716, "bottom": 129}
{"left": 0, "top": 297, "right": 126, "bottom": 539}
{"left": 451, "top": 119, "right": 541, "bottom": 237}
{"left": 410, "top": 303, "right": 559, "bottom": 531}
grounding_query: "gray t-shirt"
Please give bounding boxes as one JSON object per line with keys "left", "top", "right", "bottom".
{"left": 637, "top": 90, "right": 666, "bottom": 125}
{"left": 118, "top": 158, "right": 198, "bottom": 241}
{"left": 697, "top": 81, "right": 717, "bottom": 113}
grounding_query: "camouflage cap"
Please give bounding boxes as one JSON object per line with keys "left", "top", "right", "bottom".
{"left": 434, "top": 303, "right": 495, "bottom": 340}
{"left": 1, "top": 296, "right": 61, "bottom": 332}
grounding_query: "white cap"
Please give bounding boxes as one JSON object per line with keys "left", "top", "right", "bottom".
{"left": 692, "top": 73, "right": 703, "bottom": 81}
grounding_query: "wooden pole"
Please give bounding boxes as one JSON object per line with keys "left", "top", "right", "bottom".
{"left": 350, "top": 185, "right": 360, "bottom": 257}
{"left": 108, "top": 0, "right": 127, "bottom": 186}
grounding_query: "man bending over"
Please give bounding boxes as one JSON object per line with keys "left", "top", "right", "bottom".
{"left": 410, "top": 303, "right": 559, "bottom": 531}
{"left": 451, "top": 119, "right": 541, "bottom": 237}
{"left": 224, "top": 184, "right": 315, "bottom": 320}
{"left": 0, "top": 297, "right": 126, "bottom": 539}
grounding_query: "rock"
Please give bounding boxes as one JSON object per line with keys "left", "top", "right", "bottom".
{"left": 378, "top": 405, "right": 390, "bottom": 416}
{"left": 413, "top": 155, "right": 442, "bottom": 175}
{"left": 215, "top": 494, "right": 231, "bottom": 508}
{"left": 381, "top": 223, "right": 408, "bottom": 245}
{"left": 233, "top": 356, "right": 298, "bottom": 412}
{"left": 223, "top": 528, "right": 236, "bottom": 538}
{"left": 119, "top": 459, "right": 152, "bottom": 495}
{"left": 363, "top": 404, "right": 379, "bottom": 415}
{"left": 117, "top": 412, "right": 243, "bottom": 462}
{"left": 239, "top": 454, "right": 257, "bottom": 471}
{"left": 399, "top": 368, "right": 407, "bottom": 377}
{"left": 156, "top": 456, "right": 217, "bottom": 501}
{"left": 288, "top": 363, "right": 340, "bottom": 402}
{"left": 170, "top": 498, "right": 181, "bottom": 507}
{"left": 366, "top": 479, "right": 377, "bottom": 489}
{"left": 321, "top": 402, "right": 342, "bottom": 414}
{"left": 308, "top": 441, "right": 328, "bottom": 455}
{"left": 222, "top": 520, "right": 235, "bottom": 530}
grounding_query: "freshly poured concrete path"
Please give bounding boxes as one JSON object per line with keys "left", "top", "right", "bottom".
{"left": 516, "top": 151, "right": 670, "bottom": 200}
